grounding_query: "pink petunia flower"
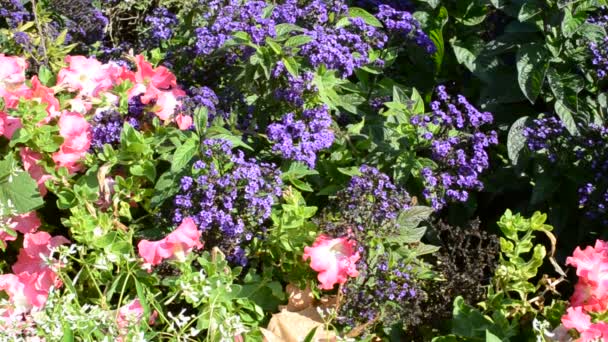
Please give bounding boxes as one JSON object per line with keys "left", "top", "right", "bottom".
{"left": 20, "top": 148, "right": 52, "bottom": 196}
{"left": 303, "top": 234, "right": 360, "bottom": 290}
{"left": 0, "top": 111, "right": 22, "bottom": 139}
{"left": 0, "top": 54, "right": 27, "bottom": 88}
{"left": 56, "top": 56, "right": 123, "bottom": 98}
{"left": 0, "top": 273, "right": 48, "bottom": 314}
{"left": 52, "top": 111, "right": 91, "bottom": 173}
{"left": 562, "top": 239, "right": 608, "bottom": 341}
{"left": 130, "top": 55, "right": 186, "bottom": 122}
{"left": 0, "top": 212, "right": 41, "bottom": 249}
{"left": 117, "top": 299, "right": 157, "bottom": 330}
{"left": 137, "top": 217, "right": 203, "bottom": 268}
{"left": 176, "top": 114, "right": 193, "bottom": 131}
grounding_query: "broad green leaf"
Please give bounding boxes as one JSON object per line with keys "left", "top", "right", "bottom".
{"left": 171, "top": 139, "right": 199, "bottom": 173}
{"left": 555, "top": 100, "right": 579, "bottom": 135}
{"left": 281, "top": 56, "right": 299, "bottom": 77}
{"left": 397, "top": 206, "right": 434, "bottom": 229}
{"left": 516, "top": 43, "right": 549, "bottom": 104}
{"left": 561, "top": 8, "right": 585, "bottom": 37}
{"left": 284, "top": 34, "right": 313, "bottom": 48}
{"left": 518, "top": 2, "right": 542, "bottom": 22}
{"left": 507, "top": 116, "right": 529, "bottom": 166}
{"left": 348, "top": 7, "right": 383, "bottom": 27}
{"left": 486, "top": 330, "right": 502, "bottom": 342}
{"left": 0, "top": 171, "right": 44, "bottom": 214}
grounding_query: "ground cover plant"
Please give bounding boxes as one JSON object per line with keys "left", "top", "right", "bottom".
{"left": 1, "top": 0, "right": 608, "bottom": 341}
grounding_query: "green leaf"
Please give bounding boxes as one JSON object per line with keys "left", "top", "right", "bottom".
{"left": 284, "top": 34, "right": 313, "bottom": 48}
{"left": 274, "top": 23, "right": 305, "bottom": 37}
{"left": 518, "top": 2, "right": 542, "bottom": 22}
{"left": 486, "top": 330, "right": 502, "bottom": 342}
{"left": 289, "top": 178, "right": 313, "bottom": 192}
{"left": 397, "top": 206, "right": 434, "bottom": 229}
{"left": 150, "top": 171, "right": 180, "bottom": 208}
{"left": 0, "top": 169, "right": 44, "bottom": 214}
{"left": 171, "top": 139, "right": 199, "bottom": 173}
{"left": 348, "top": 7, "right": 383, "bottom": 27}
{"left": 282, "top": 56, "right": 299, "bottom": 77}
{"left": 347, "top": 117, "right": 365, "bottom": 134}
{"left": 507, "top": 116, "right": 530, "bottom": 166}
{"left": 561, "top": 8, "right": 585, "bottom": 37}
{"left": 194, "top": 106, "right": 208, "bottom": 137}
{"left": 337, "top": 166, "right": 362, "bottom": 177}
{"left": 38, "top": 65, "right": 53, "bottom": 86}
{"left": 555, "top": 100, "right": 579, "bottom": 135}
{"left": 516, "top": 43, "right": 549, "bottom": 104}
{"left": 207, "top": 126, "right": 253, "bottom": 151}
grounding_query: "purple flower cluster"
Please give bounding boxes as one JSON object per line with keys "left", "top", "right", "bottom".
{"left": 589, "top": 37, "right": 608, "bottom": 79}
{"left": 179, "top": 86, "right": 224, "bottom": 122}
{"left": 571, "top": 124, "right": 608, "bottom": 224}
{"left": 144, "top": 7, "right": 178, "bottom": 44}
{"left": 299, "top": 18, "right": 387, "bottom": 77}
{"left": 338, "top": 255, "right": 419, "bottom": 327}
{"left": 170, "top": 139, "right": 283, "bottom": 265}
{"left": 267, "top": 105, "right": 334, "bottom": 168}
{"left": 0, "top": 0, "right": 30, "bottom": 28}
{"left": 522, "top": 116, "right": 568, "bottom": 162}
{"left": 337, "top": 165, "right": 410, "bottom": 232}
{"left": 318, "top": 166, "right": 417, "bottom": 328}
{"left": 194, "top": 0, "right": 276, "bottom": 55}
{"left": 272, "top": 62, "right": 317, "bottom": 107}
{"left": 376, "top": 5, "right": 435, "bottom": 53}
{"left": 90, "top": 107, "right": 142, "bottom": 150}
{"left": 411, "top": 85, "right": 498, "bottom": 210}
{"left": 52, "top": 0, "right": 108, "bottom": 44}
{"left": 587, "top": 7, "right": 608, "bottom": 79}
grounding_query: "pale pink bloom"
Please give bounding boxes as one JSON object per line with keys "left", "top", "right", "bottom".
{"left": 137, "top": 217, "right": 203, "bottom": 267}
{"left": 20, "top": 148, "right": 51, "bottom": 196}
{"left": 56, "top": 56, "right": 122, "bottom": 97}
{"left": 0, "top": 54, "right": 27, "bottom": 88}
{"left": 134, "top": 55, "right": 178, "bottom": 99}
{"left": 29, "top": 76, "right": 61, "bottom": 121}
{"left": 153, "top": 89, "right": 183, "bottom": 121}
{"left": 176, "top": 114, "right": 193, "bottom": 130}
{"left": 0, "top": 212, "right": 41, "bottom": 249}
{"left": 579, "top": 322, "right": 608, "bottom": 342}
{"left": 131, "top": 55, "right": 186, "bottom": 122}
{"left": 117, "top": 299, "right": 157, "bottom": 330}
{"left": 0, "top": 111, "right": 22, "bottom": 139}
{"left": 0, "top": 273, "right": 48, "bottom": 313}
{"left": 12, "top": 232, "right": 69, "bottom": 294}
{"left": 52, "top": 111, "right": 91, "bottom": 173}
{"left": 562, "top": 306, "right": 592, "bottom": 332}
{"left": 303, "top": 235, "right": 360, "bottom": 290}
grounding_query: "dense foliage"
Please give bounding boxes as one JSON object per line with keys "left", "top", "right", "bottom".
{"left": 1, "top": 0, "right": 608, "bottom": 340}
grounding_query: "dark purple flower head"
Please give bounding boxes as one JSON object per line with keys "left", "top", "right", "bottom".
{"left": 169, "top": 139, "right": 283, "bottom": 266}
{"left": 0, "top": 0, "right": 31, "bottom": 28}
{"left": 411, "top": 85, "right": 497, "bottom": 210}
{"left": 376, "top": 4, "right": 435, "bottom": 53}
{"left": 145, "top": 7, "right": 178, "bottom": 44}
{"left": 267, "top": 105, "right": 334, "bottom": 168}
